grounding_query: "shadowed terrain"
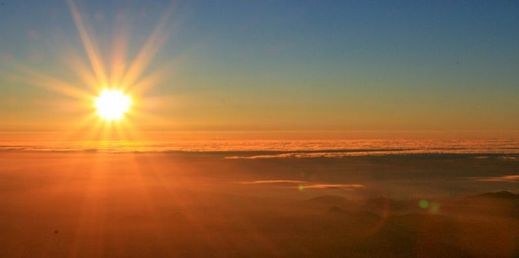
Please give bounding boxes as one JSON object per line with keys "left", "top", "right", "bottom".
{"left": 0, "top": 152, "right": 518, "bottom": 257}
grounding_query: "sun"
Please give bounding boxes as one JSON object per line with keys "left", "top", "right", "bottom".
{"left": 94, "top": 89, "right": 132, "bottom": 121}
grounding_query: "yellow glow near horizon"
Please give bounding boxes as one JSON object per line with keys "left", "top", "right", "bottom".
{"left": 94, "top": 89, "right": 132, "bottom": 121}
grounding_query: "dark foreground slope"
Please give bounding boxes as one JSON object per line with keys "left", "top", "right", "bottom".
{"left": 0, "top": 152, "right": 518, "bottom": 257}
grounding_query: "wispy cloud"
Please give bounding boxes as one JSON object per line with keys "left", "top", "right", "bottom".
{"left": 240, "top": 180, "right": 307, "bottom": 185}
{"left": 226, "top": 150, "right": 415, "bottom": 159}
{"left": 474, "top": 174, "right": 519, "bottom": 183}
{"left": 298, "top": 184, "right": 365, "bottom": 190}
{"left": 239, "top": 179, "right": 365, "bottom": 190}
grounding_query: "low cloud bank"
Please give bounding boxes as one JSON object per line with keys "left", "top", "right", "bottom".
{"left": 239, "top": 179, "right": 365, "bottom": 190}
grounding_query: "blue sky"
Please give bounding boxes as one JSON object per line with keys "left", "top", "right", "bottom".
{"left": 1, "top": 0, "right": 518, "bottom": 133}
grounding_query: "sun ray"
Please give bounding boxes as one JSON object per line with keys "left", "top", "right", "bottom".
{"left": 109, "top": 17, "right": 130, "bottom": 87}
{"left": 65, "top": 51, "right": 100, "bottom": 92}
{"left": 12, "top": 66, "right": 91, "bottom": 100}
{"left": 119, "top": 6, "right": 174, "bottom": 90}
{"left": 64, "top": 114, "right": 99, "bottom": 142}
{"left": 67, "top": 0, "right": 109, "bottom": 87}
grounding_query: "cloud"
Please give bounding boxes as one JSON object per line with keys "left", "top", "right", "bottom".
{"left": 298, "top": 184, "right": 365, "bottom": 190}
{"left": 226, "top": 151, "right": 411, "bottom": 159}
{"left": 474, "top": 174, "right": 519, "bottom": 183}
{"left": 239, "top": 179, "right": 365, "bottom": 190}
{"left": 240, "top": 179, "right": 307, "bottom": 185}
{"left": 499, "top": 156, "right": 519, "bottom": 161}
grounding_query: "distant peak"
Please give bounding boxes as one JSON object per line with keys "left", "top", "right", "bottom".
{"left": 474, "top": 191, "right": 519, "bottom": 200}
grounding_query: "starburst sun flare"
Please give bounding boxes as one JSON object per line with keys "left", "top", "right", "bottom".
{"left": 9, "top": 0, "right": 175, "bottom": 142}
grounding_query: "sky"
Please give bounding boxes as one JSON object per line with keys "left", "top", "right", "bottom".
{"left": 0, "top": 0, "right": 518, "bottom": 140}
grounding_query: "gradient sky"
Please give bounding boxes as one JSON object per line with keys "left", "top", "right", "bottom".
{"left": 1, "top": 0, "right": 518, "bottom": 137}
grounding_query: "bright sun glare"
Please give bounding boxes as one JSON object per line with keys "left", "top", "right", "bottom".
{"left": 95, "top": 89, "right": 132, "bottom": 121}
